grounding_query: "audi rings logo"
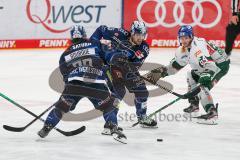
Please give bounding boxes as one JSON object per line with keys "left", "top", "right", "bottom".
{"left": 137, "top": 0, "right": 222, "bottom": 28}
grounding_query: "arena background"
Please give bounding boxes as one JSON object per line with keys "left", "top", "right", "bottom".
{"left": 0, "top": 0, "right": 237, "bottom": 49}
{"left": 1, "top": 1, "right": 240, "bottom": 160}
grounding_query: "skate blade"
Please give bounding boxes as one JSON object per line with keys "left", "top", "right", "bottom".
{"left": 112, "top": 133, "right": 127, "bottom": 144}
{"left": 140, "top": 124, "right": 158, "bottom": 128}
{"left": 196, "top": 117, "right": 218, "bottom": 125}
{"left": 37, "top": 131, "right": 49, "bottom": 138}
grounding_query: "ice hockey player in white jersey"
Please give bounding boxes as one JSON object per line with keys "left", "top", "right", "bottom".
{"left": 147, "top": 25, "right": 230, "bottom": 124}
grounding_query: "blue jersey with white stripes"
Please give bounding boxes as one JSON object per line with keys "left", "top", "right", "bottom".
{"left": 59, "top": 39, "right": 106, "bottom": 84}
{"left": 90, "top": 25, "right": 150, "bottom": 66}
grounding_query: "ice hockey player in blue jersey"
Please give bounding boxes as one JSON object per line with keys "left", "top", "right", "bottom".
{"left": 90, "top": 21, "right": 157, "bottom": 128}
{"left": 38, "top": 25, "right": 127, "bottom": 143}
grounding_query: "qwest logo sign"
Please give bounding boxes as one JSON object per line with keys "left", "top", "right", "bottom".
{"left": 26, "top": 0, "right": 106, "bottom": 33}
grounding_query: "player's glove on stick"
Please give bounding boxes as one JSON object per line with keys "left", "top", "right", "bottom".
{"left": 110, "top": 53, "right": 138, "bottom": 72}
{"left": 198, "top": 72, "right": 211, "bottom": 87}
{"left": 147, "top": 66, "right": 168, "bottom": 84}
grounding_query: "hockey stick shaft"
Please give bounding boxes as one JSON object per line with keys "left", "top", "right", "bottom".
{"left": 111, "top": 36, "right": 201, "bottom": 99}
{"left": 132, "top": 97, "right": 181, "bottom": 127}
{"left": 140, "top": 76, "right": 185, "bottom": 98}
{"left": 140, "top": 76, "right": 201, "bottom": 99}
{"left": 148, "top": 97, "right": 181, "bottom": 118}
{"left": 3, "top": 104, "right": 54, "bottom": 132}
{"left": 0, "top": 92, "right": 39, "bottom": 117}
{"left": 0, "top": 92, "right": 85, "bottom": 136}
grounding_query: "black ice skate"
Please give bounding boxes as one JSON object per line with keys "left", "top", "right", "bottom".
{"left": 138, "top": 115, "right": 157, "bottom": 128}
{"left": 101, "top": 122, "right": 123, "bottom": 136}
{"left": 194, "top": 104, "right": 218, "bottom": 125}
{"left": 108, "top": 122, "right": 127, "bottom": 144}
{"left": 38, "top": 123, "right": 54, "bottom": 138}
{"left": 183, "top": 104, "right": 199, "bottom": 113}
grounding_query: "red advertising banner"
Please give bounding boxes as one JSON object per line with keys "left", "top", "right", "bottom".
{"left": 123, "top": 0, "right": 236, "bottom": 48}
{"left": 0, "top": 39, "right": 71, "bottom": 49}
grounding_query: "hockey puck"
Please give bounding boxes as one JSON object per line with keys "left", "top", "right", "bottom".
{"left": 157, "top": 138, "right": 163, "bottom": 142}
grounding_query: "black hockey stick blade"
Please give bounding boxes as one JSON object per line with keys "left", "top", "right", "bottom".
{"left": 0, "top": 92, "right": 86, "bottom": 137}
{"left": 3, "top": 105, "right": 54, "bottom": 132}
{"left": 131, "top": 122, "right": 139, "bottom": 128}
{"left": 3, "top": 125, "right": 25, "bottom": 132}
{"left": 3, "top": 125, "right": 86, "bottom": 136}
{"left": 55, "top": 126, "right": 86, "bottom": 136}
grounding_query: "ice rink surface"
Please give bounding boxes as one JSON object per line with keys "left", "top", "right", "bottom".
{"left": 0, "top": 48, "right": 240, "bottom": 160}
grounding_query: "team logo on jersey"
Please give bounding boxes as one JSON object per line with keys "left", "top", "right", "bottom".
{"left": 198, "top": 56, "right": 208, "bottom": 68}
{"left": 135, "top": 50, "right": 144, "bottom": 59}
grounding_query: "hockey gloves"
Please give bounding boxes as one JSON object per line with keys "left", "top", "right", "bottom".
{"left": 147, "top": 66, "right": 168, "bottom": 84}
{"left": 198, "top": 72, "right": 212, "bottom": 88}
{"left": 110, "top": 53, "right": 138, "bottom": 72}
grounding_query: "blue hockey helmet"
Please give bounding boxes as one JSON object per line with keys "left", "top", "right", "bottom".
{"left": 178, "top": 25, "right": 194, "bottom": 39}
{"left": 130, "top": 20, "right": 147, "bottom": 36}
{"left": 70, "top": 25, "right": 87, "bottom": 40}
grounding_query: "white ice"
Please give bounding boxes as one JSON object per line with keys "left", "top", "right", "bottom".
{"left": 0, "top": 48, "right": 240, "bottom": 160}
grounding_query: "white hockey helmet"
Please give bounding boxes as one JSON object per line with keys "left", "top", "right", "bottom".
{"left": 130, "top": 20, "right": 147, "bottom": 36}
{"left": 70, "top": 25, "right": 87, "bottom": 40}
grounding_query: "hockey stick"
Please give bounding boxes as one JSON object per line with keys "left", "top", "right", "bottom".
{"left": 0, "top": 92, "right": 86, "bottom": 136}
{"left": 140, "top": 76, "right": 201, "bottom": 99}
{"left": 131, "top": 97, "right": 181, "bottom": 127}
{"left": 111, "top": 36, "right": 201, "bottom": 99}
{"left": 131, "top": 80, "right": 201, "bottom": 127}
{"left": 3, "top": 104, "right": 54, "bottom": 132}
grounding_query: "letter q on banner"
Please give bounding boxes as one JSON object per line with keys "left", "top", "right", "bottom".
{"left": 136, "top": 0, "right": 222, "bottom": 28}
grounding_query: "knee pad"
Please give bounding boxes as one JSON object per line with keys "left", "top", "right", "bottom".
{"left": 97, "top": 96, "right": 119, "bottom": 114}
{"left": 55, "top": 96, "right": 77, "bottom": 113}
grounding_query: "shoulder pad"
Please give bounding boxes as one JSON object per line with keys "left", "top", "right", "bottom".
{"left": 118, "top": 28, "right": 130, "bottom": 36}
